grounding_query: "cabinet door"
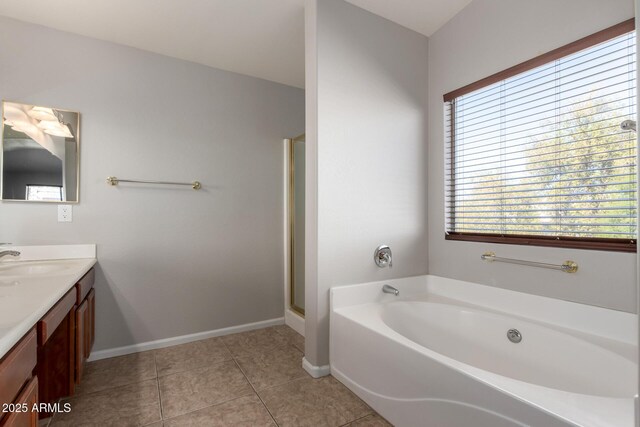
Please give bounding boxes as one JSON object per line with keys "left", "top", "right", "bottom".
{"left": 36, "top": 311, "right": 74, "bottom": 417}
{"left": 0, "top": 330, "right": 36, "bottom": 413}
{"left": 86, "top": 289, "right": 95, "bottom": 358}
{"left": 74, "top": 300, "right": 88, "bottom": 385}
{"left": 0, "top": 376, "right": 38, "bottom": 427}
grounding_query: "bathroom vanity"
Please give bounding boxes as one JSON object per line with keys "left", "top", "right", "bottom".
{"left": 0, "top": 245, "right": 96, "bottom": 425}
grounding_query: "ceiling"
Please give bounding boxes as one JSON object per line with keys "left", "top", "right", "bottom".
{"left": 0, "top": 0, "right": 471, "bottom": 88}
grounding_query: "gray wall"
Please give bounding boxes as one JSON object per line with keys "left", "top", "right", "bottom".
{"left": 0, "top": 17, "right": 304, "bottom": 351}
{"left": 428, "top": 0, "right": 637, "bottom": 313}
{"left": 305, "top": 0, "right": 429, "bottom": 367}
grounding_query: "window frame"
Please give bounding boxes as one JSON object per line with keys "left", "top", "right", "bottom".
{"left": 443, "top": 19, "right": 637, "bottom": 253}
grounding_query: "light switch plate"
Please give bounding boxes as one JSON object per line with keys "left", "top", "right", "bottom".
{"left": 58, "top": 205, "right": 73, "bottom": 222}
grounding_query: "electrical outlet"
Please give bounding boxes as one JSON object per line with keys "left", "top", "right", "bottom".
{"left": 58, "top": 205, "right": 73, "bottom": 222}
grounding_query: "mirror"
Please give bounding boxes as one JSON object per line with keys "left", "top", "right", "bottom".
{"left": 2, "top": 101, "right": 80, "bottom": 202}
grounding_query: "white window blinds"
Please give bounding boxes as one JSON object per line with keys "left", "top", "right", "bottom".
{"left": 445, "top": 28, "right": 637, "bottom": 250}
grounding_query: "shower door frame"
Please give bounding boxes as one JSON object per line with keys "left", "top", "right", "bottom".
{"left": 288, "top": 134, "right": 305, "bottom": 317}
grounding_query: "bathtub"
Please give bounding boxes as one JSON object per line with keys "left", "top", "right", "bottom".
{"left": 330, "top": 275, "right": 637, "bottom": 427}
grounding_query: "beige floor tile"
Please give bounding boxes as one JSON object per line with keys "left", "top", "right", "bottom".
{"left": 50, "top": 380, "right": 161, "bottom": 427}
{"left": 75, "top": 351, "right": 157, "bottom": 395}
{"left": 259, "top": 376, "right": 371, "bottom": 427}
{"left": 158, "top": 360, "right": 254, "bottom": 418}
{"left": 154, "top": 337, "right": 232, "bottom": 376}
{"left": 236, "top": 345, "right": 308, "bottom": 390}
{"left": 163, "top": 395, "right": 275, "bottom": 427}
{"left": 222, "top": 328, "right": 289, "bottom": 358}
{"left": 345, "top": 414, "right": 393, "bottom": 426}
{"left": 271, "top": 325, "right": 305, "bottom": 352}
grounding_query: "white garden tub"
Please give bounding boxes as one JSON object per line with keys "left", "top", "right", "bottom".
{"left": 330, "top": 275, "right": 637, "bottom": 427}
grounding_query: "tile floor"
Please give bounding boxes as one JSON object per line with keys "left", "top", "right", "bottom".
{"left": 44, "top": 325, "right": 391, "bottom": 426}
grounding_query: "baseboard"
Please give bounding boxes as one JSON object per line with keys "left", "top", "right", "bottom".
{"left": 284, "top": 309, "right": 305, "bottom": 336}
{"left": 88, "top": 317, "right": 285, "bottom": 361}
{"left": 302, "top": 356, "right": 331, "bottom": 378}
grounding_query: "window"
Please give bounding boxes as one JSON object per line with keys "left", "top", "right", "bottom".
{"left": 26, "top": 185, "right": 63, "bottom": 202}
{"left": 445, "top": 20, "right": 637, "bottom": 252}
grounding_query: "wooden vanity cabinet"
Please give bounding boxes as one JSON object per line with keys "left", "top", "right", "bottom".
{"left": 35, "top": 289, "right": 76, "bottom": 419}
{"left": 0, "top": 329, "right": 37, "bottom": 426}
{"left": 74, "top": 271, "right": 95, "bottom": 384}
{"left": 1, "top": 267, "right": 95, "bottom": 424}
{"left": 0, "top": 377, "right": 38, "bottom": 427}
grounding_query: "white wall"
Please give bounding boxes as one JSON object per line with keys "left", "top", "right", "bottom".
{"left": 305, "top": 0, "right": 429, "bottom": 368}
{"left": 0, "top": 17, "right": 305, "bottom": 351}
{"left": 428, "top": 0, "right": 637, "bottom": 313}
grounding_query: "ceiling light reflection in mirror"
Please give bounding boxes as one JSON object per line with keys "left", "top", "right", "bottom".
{"left": 2, "top": 101, "right": 80, "bottom": 203}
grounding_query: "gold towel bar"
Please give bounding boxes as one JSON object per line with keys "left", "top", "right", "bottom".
{"left": 106, "top": 176, "right": 201, "bottom": 190}
{"left": 481, "top": 252, "right": 578, "bottom": 273}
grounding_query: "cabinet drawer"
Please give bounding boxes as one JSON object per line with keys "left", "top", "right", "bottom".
{"left": 0, "top": 329, "right": 36, "bottom": 408}
{"left": 0, "top": 376, "right": 38, "bottom": 427}
{"left": 75, "top": 268, "right": 95, "bottom": 305}
{"left": 38, "top": 289, "right": 76, "bottom": 346}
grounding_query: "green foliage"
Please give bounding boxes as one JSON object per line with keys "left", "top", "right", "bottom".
{"left": 455, "top": 97, "right": 637, "bottom": 239}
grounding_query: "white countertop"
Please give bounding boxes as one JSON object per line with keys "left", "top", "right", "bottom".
{"left": 0, "top": 245, "right": 97, "bottom": 358}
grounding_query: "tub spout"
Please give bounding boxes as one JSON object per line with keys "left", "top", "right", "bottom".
{"left": 382, "top": 284, "right": 399, "bottom": 296}
{"left": 0, "top": 250, "right": 20, "bottom": 259}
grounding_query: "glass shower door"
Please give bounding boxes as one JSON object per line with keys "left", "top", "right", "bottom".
{"left": 289, "top": 134, "right": 305, "bottom": 315}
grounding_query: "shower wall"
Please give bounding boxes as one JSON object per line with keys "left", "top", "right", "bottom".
{"left": 304, "top": 0, "right": 429, "bottom": 369}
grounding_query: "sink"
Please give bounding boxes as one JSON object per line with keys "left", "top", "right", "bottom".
{"left": 0, "top": 262, "right": 70, "bottom": 276}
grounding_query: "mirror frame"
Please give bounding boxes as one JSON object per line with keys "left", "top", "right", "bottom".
{"left": 1, "top": 100, "right": 81, "bottom": 204}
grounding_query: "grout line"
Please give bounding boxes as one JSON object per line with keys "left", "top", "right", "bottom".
{"left": 161, "top": 390, "right": 256, "bottom": 422}
{"left": 338, "top": 412, "right": 377, "bottom": 427}
{"left": 154, "top": 352, "right": 165, "bottom": 421}
{"left": 160, "top": 392, "right": 257, "bottom": 424}
{"left": 271, "top": 325, "right": 305, "bottom": 353}
{"left": 44, "top": 398, "right": 58, "bottom": 426}
{"left": 40, "top": 414, "right": 52, "bottom": 427}
{"left": 219, "top": 335, "right": 235, "bottom": 358}
{"left": 233, "top": 358, "right": 280, "bottom": 427}
{"left": 253, "top": 375, "right": 308, "bottom": 393}
{"left": 68, "top": 376, "right": 158, "bottom": 399}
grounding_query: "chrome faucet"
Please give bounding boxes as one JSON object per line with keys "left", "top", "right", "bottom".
{"left": 382, "top": 284, "right": 399, "bottom": 296}
{"left": 374, "top": 245, "right": 392, "bottom": 268}
{"left": 0, "top": 250, "right": 20, "bottom": 259}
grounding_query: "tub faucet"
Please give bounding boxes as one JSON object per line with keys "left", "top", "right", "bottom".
{"left": 382, "top": 284, "right": 399, "bottom": 296}
{"left": 0, "top": 250, "right": 20, "bottom": 260}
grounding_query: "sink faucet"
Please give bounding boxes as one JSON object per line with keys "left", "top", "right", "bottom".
{"left": 0, "top": 250, "right": 20, "bottom": 259}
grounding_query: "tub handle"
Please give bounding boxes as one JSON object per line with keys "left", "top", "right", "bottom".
{"left": 374, "top": 245, "right": 393, "bottom": 268}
